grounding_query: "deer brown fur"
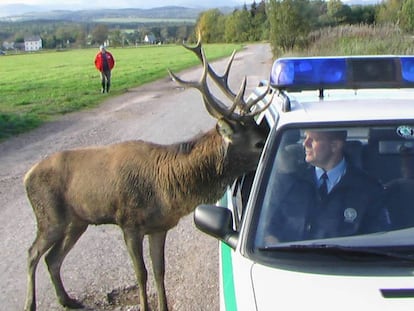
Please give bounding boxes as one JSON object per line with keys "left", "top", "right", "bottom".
{"left": 23, "top": 42, "right": 270, "bottom": 311}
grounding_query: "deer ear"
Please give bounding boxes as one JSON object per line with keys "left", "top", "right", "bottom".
{"left": 216, "top": 119, "right": 234, "bottom": 141}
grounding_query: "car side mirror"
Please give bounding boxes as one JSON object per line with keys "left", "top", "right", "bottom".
{"left": 194, "top": 205, "right": 239, "bottom": 249}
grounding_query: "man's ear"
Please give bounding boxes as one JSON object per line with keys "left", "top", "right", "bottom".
{"left": 331, "top": 140, "right": 345, "bottom": 152}
{"left": 216, "top": 119, "right": 234, "bottom": 142}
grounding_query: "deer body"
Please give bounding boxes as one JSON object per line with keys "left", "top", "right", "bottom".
{"left": 26, "top": 130, "right": 242, "bottom": 231}
{"left": 24, "top": 42, "right": 270, "bottom": 311}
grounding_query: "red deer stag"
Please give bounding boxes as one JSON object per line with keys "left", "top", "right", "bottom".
{"left": 23, "top": 41, "right": 270, "bottom": 311}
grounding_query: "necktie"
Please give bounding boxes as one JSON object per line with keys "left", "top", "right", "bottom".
{"left": 319, "top": 172, "right": 328, "bottom": 199}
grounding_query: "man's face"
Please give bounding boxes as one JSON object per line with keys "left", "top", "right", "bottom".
{"left": 303, "top": 131, "right": 335, "bottom": 168}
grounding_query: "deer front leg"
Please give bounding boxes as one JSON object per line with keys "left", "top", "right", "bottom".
{"left": 149, "top": 231, "right": 168, "bottom": 311}
{"left": 122, "top": 229, "right": 149, "bottom": 311}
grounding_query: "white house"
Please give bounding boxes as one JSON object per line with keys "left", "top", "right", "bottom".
{"left": 144, "top": 34, "right": 156, "bottom": 44}
{"left": 24, "top": 36, "right": 42, "bottom": 51}
{"left": 2, "top": 41, "right": 14, "bottom": 50}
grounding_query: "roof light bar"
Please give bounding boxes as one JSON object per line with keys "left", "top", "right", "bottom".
{"left": 270, "top": 56, "right": 414, "bottom": 91}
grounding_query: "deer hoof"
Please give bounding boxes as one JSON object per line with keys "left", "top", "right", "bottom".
{"left": 61, "top": 297, "right": 84, "bottom": 309}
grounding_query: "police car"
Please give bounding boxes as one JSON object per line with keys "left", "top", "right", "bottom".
{"left": 194, "top": 56, "right": 414, "bottom": 310}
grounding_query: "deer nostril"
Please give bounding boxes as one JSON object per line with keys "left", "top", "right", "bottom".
{"left": 255, "top": 141, "right": 265, "bottom": 149}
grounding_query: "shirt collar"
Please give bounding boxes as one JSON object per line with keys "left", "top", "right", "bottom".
{"left": 315, "top": 157, "right": 347, "bottom": 190}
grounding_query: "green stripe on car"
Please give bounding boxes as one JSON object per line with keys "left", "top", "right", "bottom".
{"left": 221, "top": 242, "right": 237, "bottom": 311}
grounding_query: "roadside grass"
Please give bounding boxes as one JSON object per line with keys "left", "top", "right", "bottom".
{"left": 292, "top": 24, "right": 414, "bottom": 57}
{"left": 0, "top": 43, "right": 241, "bottom": 140}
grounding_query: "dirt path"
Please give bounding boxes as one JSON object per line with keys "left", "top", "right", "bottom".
{"left": 0, "top": 43, "right": 272, "bottom": 311}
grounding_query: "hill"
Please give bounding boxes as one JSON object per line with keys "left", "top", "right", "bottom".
{"left": 0, "top": 5, "right": 237, "bottom": 22}
{"left": 1, "top": 7, "right": 199, "bottom": 22}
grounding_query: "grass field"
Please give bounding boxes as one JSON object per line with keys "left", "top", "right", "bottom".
{"left": 0, "top": 43, "right": 241, "bottom": 140}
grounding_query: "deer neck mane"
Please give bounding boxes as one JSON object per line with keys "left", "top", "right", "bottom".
{"left": 173, "top": 128, "right": 229, "bottom": 176}
{"left": 162, "top": 128, "right": 234, "bottom": 206}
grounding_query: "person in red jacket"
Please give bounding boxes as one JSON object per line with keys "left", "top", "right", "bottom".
{"left": 94, "top": 45, "right": 115, "bottom": 93}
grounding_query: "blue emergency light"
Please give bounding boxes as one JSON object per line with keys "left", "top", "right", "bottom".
{"left": 270, "top": 56, "right": 414, "bottom": 91}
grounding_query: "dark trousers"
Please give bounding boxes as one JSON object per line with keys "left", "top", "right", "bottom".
{"left": 100, "top": 70, "right": 111, "bottom": 92}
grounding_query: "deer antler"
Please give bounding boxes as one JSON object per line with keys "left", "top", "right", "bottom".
{"left": 168, "top": 38, "right": 271, "bottom": 123}
{"left": 182, "top": 36, "right": 238, "bottom": 99}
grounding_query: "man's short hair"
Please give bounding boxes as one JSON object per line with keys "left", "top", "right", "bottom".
{"left": 305, "top": 129, "right": 347, "bottom": 142}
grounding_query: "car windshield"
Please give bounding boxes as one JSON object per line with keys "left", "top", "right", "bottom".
{"left": 253, "top": 124, "right": 414, "bottom": 252}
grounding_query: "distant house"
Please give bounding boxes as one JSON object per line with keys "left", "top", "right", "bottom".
{"left": 144, "top": 34, "right": 156, "bottom": 44}
{"left": 24, "top": 36, "right": 42, "bottom": 51}
{"left": 2, "top": 41, "right": 14, "bottom": 50}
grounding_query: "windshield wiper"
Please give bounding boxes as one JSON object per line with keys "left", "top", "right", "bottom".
{"left": 259, "top": 244, "right": 414, "bottom": 262}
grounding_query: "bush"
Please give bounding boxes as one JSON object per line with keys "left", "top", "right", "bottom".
{"left": 291, "top": 24, "right": 414, "bottom": 56}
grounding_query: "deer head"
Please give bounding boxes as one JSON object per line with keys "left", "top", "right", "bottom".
{"left": 168, "top": 39, "right": 272, "bottom": 174}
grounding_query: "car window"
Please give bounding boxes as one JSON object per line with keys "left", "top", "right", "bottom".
{"left": 253, "top": 124, "right": 414, "bottom": 248}
{"left": 231, "top": 172, "right": 256, "bottom": 229}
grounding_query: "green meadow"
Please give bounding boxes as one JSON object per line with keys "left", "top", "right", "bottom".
{"left": 0, "top": 43, "right": 241, "bottom": 140}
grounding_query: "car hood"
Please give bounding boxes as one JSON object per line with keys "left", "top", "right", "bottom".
{"left": 251, "top": 262, "right": 414, "bottom": 311}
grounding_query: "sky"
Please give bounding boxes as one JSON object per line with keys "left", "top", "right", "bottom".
{"left": 0, "top": 0, "right": 255, "bottom": 9}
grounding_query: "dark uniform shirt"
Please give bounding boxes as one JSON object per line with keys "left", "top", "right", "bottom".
{"left": 266, "top": 162, "right": 390, "bottom": 242}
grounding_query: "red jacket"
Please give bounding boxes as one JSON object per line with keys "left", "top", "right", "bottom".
{"left": 94, "top": 51, "right": 115, "bottom": 72}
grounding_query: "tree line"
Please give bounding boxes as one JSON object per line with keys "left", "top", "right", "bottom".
{"left": 196, "top": 0, "right": 414, "bottom": 55}
{"left": 0, "top": 20, "right": 194, "bottom": 49}
{"left": 1, "top": 0, "right": 413, "bottom": 54}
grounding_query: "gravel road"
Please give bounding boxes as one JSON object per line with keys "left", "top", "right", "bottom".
{"left": 0, "top": 43, "right": 272, "bottom": 311}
